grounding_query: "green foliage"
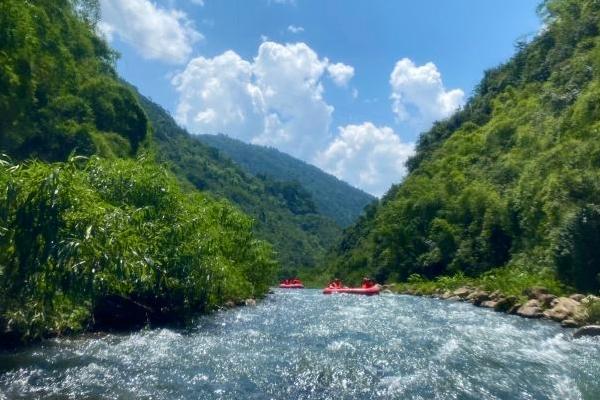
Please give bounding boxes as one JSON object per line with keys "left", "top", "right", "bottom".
{"left": 0, "top": 156, "right": 277, "bottom": 342}
{"left": 397, "top": 265, "right": 567, "bottom": 299}
{"left": 327, "top": 0, "right": 600, "bottom": 294}
{"left": 0, "top": 0, "right": 148, "bottom": 161}
{"left": 198, "top": 134, "right": 375, "bottom": 227}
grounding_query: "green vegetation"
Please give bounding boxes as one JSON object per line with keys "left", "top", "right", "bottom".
{"left": 0, "top": 156, "right": 276, "bottom": 342}
{"left": 198, "top": 134, "right": 375, "bottom": 227}
{"left": 326, "top": 0, "right": 600, "bottom": 295}
{"left": 0, "top": 0, "right": 278, "bottom": 344}
{"left": 137, "top": 94, "right": 341, "bottom": 277}
{"left": 0, "top": 0, "right": 149, "bottom": 161}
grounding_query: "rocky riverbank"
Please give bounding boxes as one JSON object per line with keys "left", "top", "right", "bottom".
{"left": 391, "top": 285, "right": 600, "bottom": 336}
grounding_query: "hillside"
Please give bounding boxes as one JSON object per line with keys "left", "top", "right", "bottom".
{"left": 326, "top": 0, "right": 600, "bottom": 294}
{"left": 136, "top": 94, "right": 341, "bottom": 276}
{"left": 0, "top": 0, "right": 276, "bottom": 345}
{"left": 198, "top": 134, "right": 375, "bottom": 227}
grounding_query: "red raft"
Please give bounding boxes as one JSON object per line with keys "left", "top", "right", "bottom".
{"left": 322, "top": 286, "right": 380, "bottom": 295}
{"left": 279, "top": 283, "right": 305, "bottom": 289}
{"left": 279, "top": 278, "right": 304, "bottom": 289}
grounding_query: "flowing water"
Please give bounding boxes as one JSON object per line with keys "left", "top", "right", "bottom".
{"left": 1, "top": 289, "right": 599, "bottom": 399}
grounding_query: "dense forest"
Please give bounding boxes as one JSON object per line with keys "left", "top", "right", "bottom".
{"left": 0, "top": 0, "right": 277, "bottom": 344}
{"left": 198, "top": 134, "right": 375, "bottom": 227}
{"left": 326, "top": 0, "right": 600, "bottom": 294}
{"left": 136, "top": 94, "right": 342, "bottom": 277}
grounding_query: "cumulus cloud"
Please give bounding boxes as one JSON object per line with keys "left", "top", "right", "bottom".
{"left": 287, "top": 25, "right": 304, "bottom": 34}
{"left": 99, "top": 0, "right": 202, "bottom": 64}
{"left": 327, "top": 62, "right": 355, "bottom": 87}
{"left": 172, "top": 41, "right": 353, "bottom": 159}
{"left": 316, "top": 123, "right": 415, "bottom": 197}
{"left": 390, "top": 58, "right": 464, "bottom": 129}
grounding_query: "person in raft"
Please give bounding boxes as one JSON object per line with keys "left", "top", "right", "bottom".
{"left": 361, "top": 277, "right": 376, "bottom": 288}
{"left": 292, "top": 277, "right": 301, "bottom": 285}
{"left": 328, "top": 278, "right": 343, "bottom": 289}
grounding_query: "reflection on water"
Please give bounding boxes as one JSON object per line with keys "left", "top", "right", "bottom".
{"left": 1, "top": 290, "right": 599, "bottom": 399}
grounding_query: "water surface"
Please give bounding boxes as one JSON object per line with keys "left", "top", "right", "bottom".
{"left": 1, "top": 289, "right": 599, "bottom": 399}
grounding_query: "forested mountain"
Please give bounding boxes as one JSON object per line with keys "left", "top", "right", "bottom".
{"left": 136, "top": 95, "right": 341, "bottom": 277}
{"left": 0, "top": 0, "right": 276, "bottom": 345}
{"left": 197, "top": 134, "right": 375, "bottom": 227}
{"left": 327, "top": 0, "right": 600, "bottom": 293}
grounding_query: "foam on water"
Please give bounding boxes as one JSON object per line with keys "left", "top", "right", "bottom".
{"left": 1, "top": 289, "right": 599, "bottom": 399}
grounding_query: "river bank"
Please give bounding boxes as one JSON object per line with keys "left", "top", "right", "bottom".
{"left": 389, "top": 282, "right": 600, "bottom": 332}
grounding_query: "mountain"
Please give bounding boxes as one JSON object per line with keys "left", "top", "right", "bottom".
{"left": 135, "top": 94, "right": 341, "bottom": 276}
{"left": 326, "top": 0, "right": 600, "bottom": 293}
{"left": 197, "top": 134, "right": 375, "bottom": 227}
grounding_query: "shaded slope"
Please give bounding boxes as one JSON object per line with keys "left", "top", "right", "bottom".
{"left": 136, "top": 95, "right": 341, "bottom": 275}
{"left": 198, "top": 134, "right": 375, "bottom": 227}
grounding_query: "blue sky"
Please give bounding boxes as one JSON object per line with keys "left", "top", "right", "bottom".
{"left": 100, "top": 0, "right": 541, "bottom": 196}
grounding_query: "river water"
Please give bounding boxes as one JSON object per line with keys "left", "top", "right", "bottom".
{"left": 1, "top": 289, "right": 599, "bottom": 399}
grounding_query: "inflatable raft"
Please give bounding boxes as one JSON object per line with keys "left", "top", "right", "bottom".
{"left": 322, "top": 286, "right": 380, "bottom": 295}
{"left": 279, "top": 283, "right": 304, "bottom": 289}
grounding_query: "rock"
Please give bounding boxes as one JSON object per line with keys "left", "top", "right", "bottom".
{"left": 581, "top": 295, "right": 600, "bottom": 305}
{"left": 447, "top": 296, "right": 461, "bottom": 301}
{"left": 467, "top": 290, "right": 490, "bottom": 305}
{"left": 494, "top": 296, "right": 518, "bottom": 312}
{"left": 517, "top": 299, "right": 543, "bottom": 318}
{"left": 452, "top": 287, "right": 472, "bottom": 298}
{"left": 244, "top": 298, "right": 257, "bottom": 307}
{"left": 561, "top": 319, "right": 580, "bottom": 328}
{"left": 224, "top": 300, "right": 236, "bottom": 308}
{"left": 508, "top": 303, "right": 522, "bottom": 315}
{"left": 573, "top": 325, "right": 600, "bottom": 338}
{"left": 480, "top": 300, "right": 498, "bottom": 309}
{"left": 537, "top": 294, "right": 557, "bottom": 308}
{"left": 93, "top": 295, "right": 153, "bottom": 330}
{"left": 382, "top": 289, "right": 393, "bottom": 294}
{"left": 543, "top": 297, "right": 582, "bottom": 322}
{"left": 569, "top": 294, "right": 585, "bottom": 302}
{"left": 523, "top": 286, "right": 550, "bottom": 300}
{"left": 441, "top": 291, "right": 453, "bottom": 300}
{"left": 489, "top": 290, "right": 502, "bottom": 300}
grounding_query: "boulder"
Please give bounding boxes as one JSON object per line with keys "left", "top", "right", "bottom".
{"left": 453, "top": 287, "right": 472, "bottom": 298}
{"left": 467, "top": 290, "right": 490, "bottom": 305}
{"left": 494, "top": 296, "right": 518, "bottom": 312}
{"left": 573, "top": 325, "right": 600, "bottom": 339}
{"left": 480, "top": 300, "right": 498, "bottom": 309}
{"left": 517, "top": 299, "right": 543, "bottom": 318}
{"left": 561, "top": 319, "right": 580, "bottom": 328}
{"left": 569, "top": 294, "right": 585, "bottom": 302}
{"left": 543, "top": 297, "right": 581, "bottom": 322}
{"left": 508, "top": 303, "right": 522, "bottom": 315}
{"left": 489, "top": 290, "right": 502, "bottom": 300}
{"left": 224, "top": 300, "right": 236, "bottom": 309}
{"left": 244, "top": 298, "right": 257, "bottom": 307}
{"left": 440, "top": 291, "right": 453, "bottom": 300}
{"left": 447, "top": 296, "right": 461, "bottom": 301}
{"left": 537, "top": 294, "right": 557, "bottom": 308}
{"left": 523, "top": 286, "right": 550, "bottom": 300}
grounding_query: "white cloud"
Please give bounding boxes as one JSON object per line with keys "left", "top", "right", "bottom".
{"left": 327, "top": 62, "right": 355, "bottom": 87}
{"left": 173, "top": 41, "right": 345, "bottom": 159}
{"left": 99, "top": 0, "right": 202, "bottom": 64}
{"left": 316, "top": 123, "right": 415, "bottom": 197}
{"left": 287, "top": 25, "right": 305, "bottom": 34}
{"left": 390, "top": 58, "right": 464, "bottom": 129}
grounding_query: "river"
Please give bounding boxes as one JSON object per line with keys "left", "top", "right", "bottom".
{"left": 1, "top": 289, "right": 599, "bottom": 399}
